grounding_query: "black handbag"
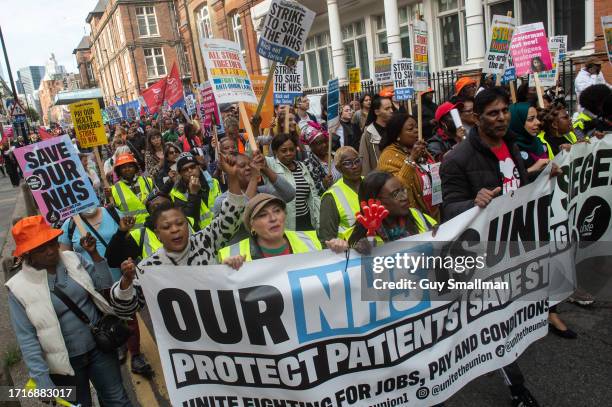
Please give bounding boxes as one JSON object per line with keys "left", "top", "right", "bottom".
{"left": 52, "top": 286, "right": 131, "bottom": 353}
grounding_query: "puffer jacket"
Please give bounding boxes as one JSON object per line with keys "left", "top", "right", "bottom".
{"left": 439, "top": 127, "right": 528, "bottom": 222}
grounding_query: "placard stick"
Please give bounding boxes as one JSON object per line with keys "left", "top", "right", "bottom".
{"left": 255, "top": 61, "right": 277, "bottom": 119}
{"left": 533, "top": 73, "right": 545, "bottom": 108}
{"left": 284, "top": 105, "right": 291, "bottom": 134}
{"left": 509, "top": 81, "right": 517, "bottom": 103}
{"left": 93, "top": 147, "right": 109, "bottom": 189}
{"left": 211, "top": 117, "right": 225, "bottom": 185}
{"left": 407, "top": 99, "right": 413, "bottom": 115}
{"left": 239, "top": 102, "right": 259, "bottom": 153}
{"left": 495, "top": 73, "right": 502, "bottom": 86}
{"left": 327, "top": 125, "right": 333, "bottom": 174}
{"left": 417, "top": 92, "right": 423, "bottom": 141}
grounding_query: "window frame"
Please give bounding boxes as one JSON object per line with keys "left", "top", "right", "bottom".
{"left": 116, "top": 10, "right": 125, "bottom": 46}
{"left": 197, "top": 6, "right": 213, "bottom": 40}
{"left": 303, "top": 33, "right": 334, "bottom": 88}
{"left": 342, "top": 20, "right": 370, "bottom": 79}
{"left": 123, "top": 52, "right": 132, "bottom": 84}
{"left": 143, "top": 47, "right": 167, "bottom": 78}
{"left": 135, "top": 6, "right": 160, "bottom": 38}
{"left": 231, "top": 13, "right": 245, "bottom": 57}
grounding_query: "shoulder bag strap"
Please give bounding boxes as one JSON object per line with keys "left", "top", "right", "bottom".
{"left": 80, "top": 216, "right": 110, "bottom": 248}
{"left": 51, "top": 285, "right": 92, "bottom": 326}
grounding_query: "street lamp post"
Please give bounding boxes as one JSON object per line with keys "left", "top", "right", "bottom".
{"left": 102, "top": 49, "right": 118, "bottom": 103}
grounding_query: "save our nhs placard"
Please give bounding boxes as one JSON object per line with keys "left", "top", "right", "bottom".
{"left": 257, "top": 0, "right": 315, "bottom": 65}
{"left": 14, "top": 135, "right": 99, "bottom": 224}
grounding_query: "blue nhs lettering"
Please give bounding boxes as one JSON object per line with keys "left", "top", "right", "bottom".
{"left": 288, "top": 251, "right": 431, "bottom": 344}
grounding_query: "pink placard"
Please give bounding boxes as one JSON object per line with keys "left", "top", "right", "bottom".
{"left": 509, "top": 23, "right": 553, "bottom": 77}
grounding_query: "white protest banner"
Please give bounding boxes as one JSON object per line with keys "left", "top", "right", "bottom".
{"left": 200, "top": 38, "right": 257, "bottom": 105}
{"left": 482, "top": 15, "right": 515, "bottom": 75}
{"left": 549, "top": 35, "right": 567, "bottom": 62}
{"left": 392, "top": 58, "right": 415, "bottom": 101}
{"left": 327, "top": 78, "right": 340, "bottom": 128}
{"left": 257, "top": 0, "right": 315, "bottom": 65}
{"left": 529, "top": 40, "right": 560, "bottom": 87}
{"left": 13, "top": 135, "right": 99, "bottom": 224}
{"left": 140, "top": 162, "right": 581, "bottom": 406}
{"left": 374, "top": 55, "right": 393, "bottom": 83}
{"left": 273, "top": 62, "right": 303, "bottom": 105}
{"left": 413, "top": 20, "right": 429, "bottom": 91}
{"left": 602, "top": 16, "right": 612, "bottom": 64}
{"left": 509, "top": 23, "right": 553, "bottom": 77}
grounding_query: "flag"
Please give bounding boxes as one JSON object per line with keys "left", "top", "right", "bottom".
{"left": 38, "top": 126, "right": 53, "bottom": 140}
{"left": 164, "top": 63, "right": 185, "bottom": 109}
{"left": 141, "top": 77, "right": 167, "bottom": 115}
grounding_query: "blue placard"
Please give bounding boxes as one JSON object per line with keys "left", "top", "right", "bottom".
{"left": 501, "top": 67, "right": 516, "bottom": 84}
{"left": 327, "top": 78, "right": 339, "bottom": 127}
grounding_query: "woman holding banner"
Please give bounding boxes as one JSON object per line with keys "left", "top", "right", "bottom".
{"left": 218, "top": 193, "right": 347, "bottom": 266}
{"left": 378, "top": 113, "right": 440, "bottom": 221}
{"left": 302, "top": 122, "right": 341, "bottom": 196}
{"left": 110, "top": 154, "right": 246, "bottom": 315}
{"left": 347, "top": 171, "right": 437, "bottom": 249}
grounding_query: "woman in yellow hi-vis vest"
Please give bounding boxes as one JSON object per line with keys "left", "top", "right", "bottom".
{"left": 344, "top": 171, "right": 437, "bottom": 248}
{"left": 218, "top": 194, "right": 347, "bottom": 267}
{"left": 537, "top": 104, "right": 577, "bottom": 159}
{"left": 105, "top": 153, "right": 153, "bottom": 230}
{"left": 318, "top": 147, "right": 363, "bottom": 243}
{"left": 170, "top": 152, "right": 221, "bottom": 230}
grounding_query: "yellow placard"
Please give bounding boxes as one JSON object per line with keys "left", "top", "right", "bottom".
{"left": 69, "top": 99, "right": 108, "bottom": 148}
{"left": 348, "top": 67, "right": 362, "bottom": 93}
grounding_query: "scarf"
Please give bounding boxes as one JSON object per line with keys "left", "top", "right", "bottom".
{"left": 509, "top": 103, "right": 546, "bottom": 157}
{"left": 156, "top": 243, "right": 191, "bottom": 266}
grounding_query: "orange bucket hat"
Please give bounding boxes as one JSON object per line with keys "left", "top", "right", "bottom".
{"left": 12, "top": 215, "right": 63, "bottom": 257}
{"left": 113, "top": 153, "right": 138, "bottom": 169}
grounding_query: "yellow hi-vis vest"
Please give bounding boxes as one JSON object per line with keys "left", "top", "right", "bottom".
{"left": 339, "top": 208, "right": 437, "bottom": 243}
{"left": 572, "top": 111, "right": 594, "bottom": 141}
{"left": 537, "top": 131, "right": 577, "bottom": 160}
{"left": 111, "top": 176, "right": 153, "bottom": 229}
{"left": 129, "top": 217, "right": 195, "bottom": 260}
{"left": 218, "top": 230, "right": 322, "bottom": 262}
{"left": 321, "top": 177, "right": 362, "bottom": 238}
{"left": 170, "top": 176, "right": 221, "bottom": 229}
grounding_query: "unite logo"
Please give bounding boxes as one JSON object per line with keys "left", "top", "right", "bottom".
{"left": 576, "top": 196, "right": 611, "bottom": 243}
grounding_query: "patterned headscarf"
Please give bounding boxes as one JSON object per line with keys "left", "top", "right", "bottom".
{"left": 300, "top": 121, "right": 329, "bottom": 145}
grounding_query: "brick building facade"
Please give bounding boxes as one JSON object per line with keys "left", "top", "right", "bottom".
{"left": 86, "top": 0, "right": 191, "bottom": 105}
{"left": 38, "top": 79, "right": 66, "bottom": 126}
{"left": 73, "top": 36, "right": 97, "bottom": 89}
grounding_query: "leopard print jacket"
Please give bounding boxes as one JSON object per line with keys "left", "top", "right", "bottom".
{"left": 109, "top": 192, "right": 246, "bottom": 317}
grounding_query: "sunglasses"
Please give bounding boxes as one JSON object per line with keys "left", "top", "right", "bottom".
{"left": 340, "top": 157, "right": 362, "bottom": 168}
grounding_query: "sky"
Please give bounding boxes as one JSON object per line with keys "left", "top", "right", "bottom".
{"left": 0, "top": 0, "right": 96, "bottom": 79}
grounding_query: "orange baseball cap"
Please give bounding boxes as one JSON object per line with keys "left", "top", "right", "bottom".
{"left": 113, "top": 153, "right": 138, "bottom": 169}
{"left": 455, "top": 77, "right": 477, "bottom": 95}
{"left": 12, "top": 215, "right": 63, "bottom": 257}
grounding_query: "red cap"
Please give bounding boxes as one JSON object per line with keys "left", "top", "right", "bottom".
{"left": 435, "top": 102, "right": 462, "bottom": 122}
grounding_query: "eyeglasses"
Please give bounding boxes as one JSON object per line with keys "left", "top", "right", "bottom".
{"left": 340, "top": 157, "right": 362, "bottom": 168}
{"left": 383, "top": 187, "right": 409, "bottom": 201}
